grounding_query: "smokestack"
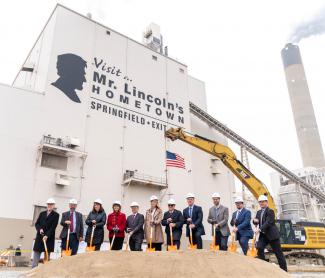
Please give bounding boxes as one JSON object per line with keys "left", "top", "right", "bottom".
{"left": 281, "top": 43, "right": 325, "bottom": 168}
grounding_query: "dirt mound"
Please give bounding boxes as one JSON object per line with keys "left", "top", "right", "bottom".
{"left": 25, "top": 250, "right": 290, "bottom": 278}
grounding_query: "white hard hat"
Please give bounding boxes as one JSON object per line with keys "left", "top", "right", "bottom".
{"left": 94, "top": 198, "right": 103, "bottom": 205}
{"left": 150, "top": 195, "right": 158, "bottom": 201}
{"left": 46, "top": 198, "right": 56, "bottom": 204}
{"left": 212, "top": 192, "right": 221, "bottom": 198}
{"left": 186, "top": 193, "right": 195, "bottom": 199}
{"left": 69, "top": 198, "right": 78, "bottom": 205}
{"left": 113, "top": 200, "right": 121, "bottom": 206}
{"left": 258, "top": 195, "right": 268, "bottom": 202}
{"left": 130, "top": 201, "right": 139, "bottom": 207}
{"left": 235, "top": 197, "right": 244, "bottom": 203}
{"left": 168, "top": 199, "right": 176, "bottom": 205}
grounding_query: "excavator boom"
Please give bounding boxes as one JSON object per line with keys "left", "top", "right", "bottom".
{"left": 166, "top": 127, "right": 276, "bottom": 213}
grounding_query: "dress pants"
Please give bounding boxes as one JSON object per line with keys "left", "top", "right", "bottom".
{"left": 257, "top": 234, "right": 287, "bottom": 272}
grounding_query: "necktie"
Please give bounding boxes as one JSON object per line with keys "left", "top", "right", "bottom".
{"left": 189, "top": 207, "right": 192, "bottom": 218}
{"left": 70, "top": 212, "right": 74, "bottom": 232}
{"left": 132, "top": 214, "right": 136, "bottom": 223}
{"left": 260, "top": 209, "right": 265, "bottom": 226}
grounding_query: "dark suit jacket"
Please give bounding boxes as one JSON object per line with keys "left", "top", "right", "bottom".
{"left": 33, "top": 210, "right": 59, "bottom": 252}
{"left": 126, "top": 213, "right": 144, "bottom": 240}
{"left": 183, "top": 205, "right": 205, "bottom": 236}
{"left": 60, "top": 210, "right": 84, "bottom": 239}
{"left": 255, "top": 207, "right": 280, "bottom": 241}
{"left": 161, "top": 209, "right": 184, "bottom": 240}
{"left": 230, "top": 208, "right": 253, "bottom": 239}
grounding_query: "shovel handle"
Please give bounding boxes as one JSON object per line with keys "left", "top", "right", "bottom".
{"left": 89, "top": 225, "right": 95, "bottom": 247}
{"left": 66, "top": 225, "right": 70, "bottom": 251}
{"left": 43, "top": 237, "right": 48, "bottom": 261}
{"left": 149, "top": 226, "right": 153, "bottom": 249}
{"left": 170, "top": 225, "right": 174, "bottom": 246}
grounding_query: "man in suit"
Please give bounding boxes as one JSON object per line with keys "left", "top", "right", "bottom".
{"left": 59, "top": 199, "right": 84, "bottom": 255}
{"left": 230, "top": 196, "right": 253, "bottom": 255}
{"left": 207, "top": 192, "right": 230, "bottom": 251}
{"left": 183, "top": 193, "right": 205, "bottom": 249}
{"left": 162, "top": 199, "right": 184, "bottom": 250}
{"left": 253, "top": 195, "right": 287, "bottom": 272}
{"left": 126, "top": 202, "right": 144, "bottom": 251}
{"left": 32, "top": 198, "right": 59, "bottom": 268}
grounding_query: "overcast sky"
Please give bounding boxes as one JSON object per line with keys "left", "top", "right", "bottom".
{"left": 1, "top": 0, "right": 325, "bottom": 192}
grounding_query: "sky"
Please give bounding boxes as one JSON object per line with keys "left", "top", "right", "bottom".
{"left": 1, "top": 0, "right": 325, "bottom": 193}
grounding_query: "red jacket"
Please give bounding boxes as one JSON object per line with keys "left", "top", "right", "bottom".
{"left": 107, "top": 211, "right": 126, "bottom": 238}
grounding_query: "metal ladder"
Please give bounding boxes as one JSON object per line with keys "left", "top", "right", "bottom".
{"left": 189, "top": 102, "right": 325, "bottom": 203}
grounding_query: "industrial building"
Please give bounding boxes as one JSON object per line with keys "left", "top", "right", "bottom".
{"left": 0, "top": 5, "right": 236, "bottom": 249}
{"left": 271, "top": 43, "right": 325, "bottom": 223}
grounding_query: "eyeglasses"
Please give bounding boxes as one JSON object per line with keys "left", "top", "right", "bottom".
{"left": 168, "top": 204, "right": 175, "bottom": 207}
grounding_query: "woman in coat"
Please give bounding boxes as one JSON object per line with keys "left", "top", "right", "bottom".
{"left": 106, "top": 201, "right": 126, "bottom": 250}
{"left": 144, "top": 195, "right": 164, "bottom": 251}
{"left": 85, "top": 199, "right": 106, "bottom": 251}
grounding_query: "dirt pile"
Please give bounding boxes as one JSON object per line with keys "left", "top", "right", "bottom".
{"left": 25, "top": 250, "right": 290, "bottom": 278}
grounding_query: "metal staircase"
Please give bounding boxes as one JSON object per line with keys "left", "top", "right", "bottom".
{"left": 189, "top": 102, "right": 325, "bottom": 203}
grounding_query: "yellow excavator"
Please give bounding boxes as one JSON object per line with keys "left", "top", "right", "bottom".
{"left": 166, "top": 127, "right": 325, "bottom": 265}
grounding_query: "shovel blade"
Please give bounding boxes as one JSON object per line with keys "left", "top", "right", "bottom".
{"left": 86, "top": 246, "right": 96, "bottom": 252}
{"left": 210, "top": 243, "right": 219, "bottom": 251}
{"left": 247, "top": 248, "right": 257, "bottom": 257}
{"left": 147, "top": 248, "right": 156, "bottom": 252}
{"left": 228, "top": 244, "right": 237, "bottom": 253}
{"left": 188, "top": 244, "right": 197, "bottom": 250}
{"left": 168, "top": 245, "right": 177, "bottom": 251}
{"left": 61, "top": 249, "right": 72, "bottom": 257}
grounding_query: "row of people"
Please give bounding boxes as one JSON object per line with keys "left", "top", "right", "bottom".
{"left": 32, "top": 192, "right": 287, "bottom": 271}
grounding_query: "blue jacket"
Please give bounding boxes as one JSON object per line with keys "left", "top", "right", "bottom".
{"left": 230, "top": 208, "right": 253, "bottom": 239}
{"left": 183, "top": 205, "right": 205, "bottom": 236}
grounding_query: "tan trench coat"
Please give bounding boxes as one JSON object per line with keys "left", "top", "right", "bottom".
{"left": 144, "top": 207, "right": 164, "bottom": 244}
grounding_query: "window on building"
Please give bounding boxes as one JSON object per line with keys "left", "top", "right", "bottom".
{"left": 41, "top": 152, "right": 68, "bottom": 170}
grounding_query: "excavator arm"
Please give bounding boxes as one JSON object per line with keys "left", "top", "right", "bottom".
{"left": 165, "top": 127, "right": 276, "bottom": 213}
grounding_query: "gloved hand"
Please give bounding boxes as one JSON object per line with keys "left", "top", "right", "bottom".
{"left": 112, "top": 227, "right": 119, "bottom": 233}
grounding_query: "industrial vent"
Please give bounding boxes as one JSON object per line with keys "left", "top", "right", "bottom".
{"left": 55, "top": 173, "right": 70, "bottom": 186}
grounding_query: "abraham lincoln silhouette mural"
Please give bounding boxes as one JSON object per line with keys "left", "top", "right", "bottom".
{"left": 51, "top": 53, "right": 87, "bottom": 103}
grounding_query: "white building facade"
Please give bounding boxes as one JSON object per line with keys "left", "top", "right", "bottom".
{"left": 0, "top": 5, "right": 235, "bottom": 249}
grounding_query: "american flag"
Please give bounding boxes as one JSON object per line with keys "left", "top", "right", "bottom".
{"left": 166, "top": 151, "right": 185, "bottom": 169}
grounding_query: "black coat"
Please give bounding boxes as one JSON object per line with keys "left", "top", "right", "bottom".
{"left": 183, "top": 205, "right": 205, "bottom": 236}
{"left": 161, "top": 210, "right": 184, "bottom": 241}
{"left": 85, "top": 210, "right": 106, "bottom": 245}
{"left": 59, "top": 211, "right": 84, "bottom": 239}
{"left": 33, "top": 210, "right": 59, "bottom": 253}
{"left": 126, "top": 213, "right": 144, "bottom": 240}
{"left": 255, "top": 207, "right": 280, "bottom": 241}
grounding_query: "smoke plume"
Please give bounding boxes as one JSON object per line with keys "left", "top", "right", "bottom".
{"left": 289, "top": 6, "right": 325, "bottom": 43}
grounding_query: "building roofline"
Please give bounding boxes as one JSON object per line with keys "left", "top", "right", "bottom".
{"left": 13, "top": 2, "right": 188, "bottom": 86}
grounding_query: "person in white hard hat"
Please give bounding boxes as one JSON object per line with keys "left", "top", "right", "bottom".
{"left": 85, "top": 199, "right": 106, "bottom": 251}
{"left": 126, "top": 202, "right": 144, "bottom": 251}
{"left": 32, "top": 198, "right": 59, "bottom": 268}
{"left": 144, "top": 195, "right": 164, "bottom": 251}
{"left": 183, "top": 193, "right": 205, "bottom": 249}
{"left": 253, "top": 195, "right": 287, "bottom": 272}
{"left": 230, "top": 196, "right": 253, "bottom": 255}
{"left": 107, "top": 201, "right": 126, "bottom": 250}
{"left": 162, "top": 199, "right": 184, "bottom": 250}
{"left": 207, "top": 192, "right": 230, "bottom": 251}
{"left": 59, "top": 199, "right": 84, "bottom": 255}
